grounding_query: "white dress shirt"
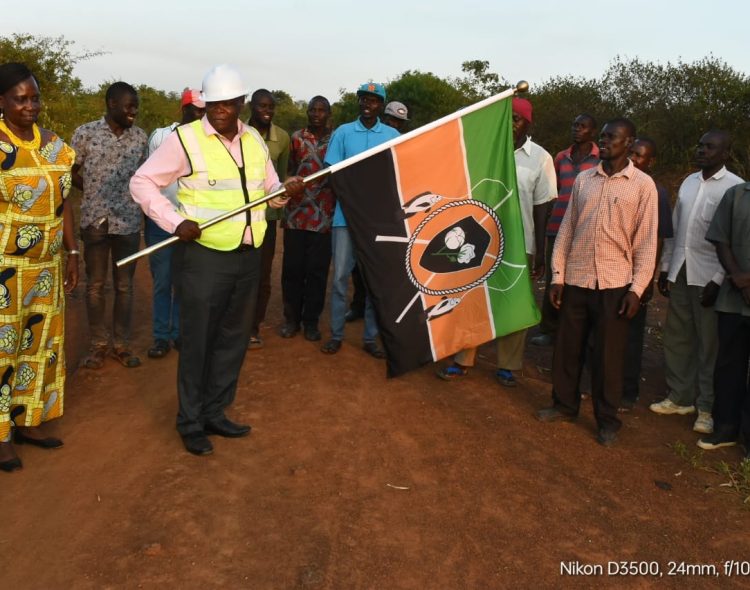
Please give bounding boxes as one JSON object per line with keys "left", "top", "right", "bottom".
{"left": 660, "top": 166, "right": 744, "bottom": 286}
{"left": 147, "top": 122, "right": 180, "bottom": 208}
{"left": 514, "top": 137, "right": 557, "bottom": 256}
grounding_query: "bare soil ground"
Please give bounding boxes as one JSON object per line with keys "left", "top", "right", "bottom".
{"left": 4, "top": 235, "right": 750, "bottom": 590}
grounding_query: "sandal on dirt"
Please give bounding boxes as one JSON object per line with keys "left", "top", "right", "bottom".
{"left": 436, "top": 363, "right": 468, "bottom": 381}
{"left": 82, "top": 346, "right": 107, "bottom": 370}
{"left": 111, "top": 348, "right": 141, "bottom": 368}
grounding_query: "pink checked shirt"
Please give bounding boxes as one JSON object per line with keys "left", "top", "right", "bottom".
{"left": 551, "top": 160, "right": 658, "bottom": 297}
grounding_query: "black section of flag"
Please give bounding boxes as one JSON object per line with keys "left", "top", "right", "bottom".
{"left": 419, "top": 216, "right": 491, "bottom": 273}
{"left": 331, "top": 150, "right": 433, "bottom": 377}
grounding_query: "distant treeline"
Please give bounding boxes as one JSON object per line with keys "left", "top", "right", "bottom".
{"left": 3, "top": 33, "right": 749, "bottom": 188}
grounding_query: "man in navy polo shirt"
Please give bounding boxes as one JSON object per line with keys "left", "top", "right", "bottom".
{"left": 321, "top": 82, "right": 399, "bottom": 358}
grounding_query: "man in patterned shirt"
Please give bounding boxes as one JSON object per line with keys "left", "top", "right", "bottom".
{"left": 531, "top": 114, "right": 599, "bottom": 347}
{"left": 280, "top": 96, "right": 334, "bottom": 342}
{"left": 72, "top": 82, "right": 147, "bottom": 369}
{"left": 535, "top": 118, "right": 658, "bottom": 447}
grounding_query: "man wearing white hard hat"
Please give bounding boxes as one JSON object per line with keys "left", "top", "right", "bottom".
{"left": 131, "top": 64, "right": 304, "bottom": 456}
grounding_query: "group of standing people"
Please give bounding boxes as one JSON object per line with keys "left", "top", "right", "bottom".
{"left": 0, "top": 58, "right": 412, "bottom": 463}
{"left": 2, "top": 58, "right": 749, "bottom": 467}
{"left": 439, "top": 97, "right": 749, "bottom": 454}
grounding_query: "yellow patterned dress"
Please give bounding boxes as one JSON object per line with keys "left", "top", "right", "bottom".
{"left": 0, "top": 120, "right": 74, "bottom": 442}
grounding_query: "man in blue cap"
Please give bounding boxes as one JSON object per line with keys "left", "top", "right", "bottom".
{"left": 321, "top": 82, "right": 399, "bottom": 357}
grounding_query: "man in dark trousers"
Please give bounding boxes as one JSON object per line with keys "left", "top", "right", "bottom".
{"left": 531, "top": 114, "right": 599, "bottom": 346}
{"left": 281, "top": 96, "right": 334, "bottom": 341}
{"left": 701, "top": 179, "right": 750, "bottom": 456}
{"left": 130, "top": 65, "right": 303, "bottom": 456}
{"left": 247, "top": 89, "right": 290, "bottom": 349}
{"left": 620, "top": 137, "right": 674, "bottom": 409}
{"left": 535, "top": 118, "right": 658, "bottom": 447}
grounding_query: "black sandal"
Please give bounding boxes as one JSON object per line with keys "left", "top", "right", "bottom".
{"left": 14, "top": 429, "right": 63, "bottom": 449}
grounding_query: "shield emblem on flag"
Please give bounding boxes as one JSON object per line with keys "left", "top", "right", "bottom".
{"left": 408, "top": 199, "right": 504, "bottom": 296}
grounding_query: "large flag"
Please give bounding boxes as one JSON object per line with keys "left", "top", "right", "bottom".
{"left": 331, "top": 95, "right": 540, "bottom": 376}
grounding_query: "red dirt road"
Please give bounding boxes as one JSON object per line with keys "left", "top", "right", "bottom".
{"left": 4, "top": 246, "right": 750, "bottom": 589}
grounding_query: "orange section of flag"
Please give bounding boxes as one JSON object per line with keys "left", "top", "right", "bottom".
{"left": 392, "top": 120, "right": 495, "bottom": 360}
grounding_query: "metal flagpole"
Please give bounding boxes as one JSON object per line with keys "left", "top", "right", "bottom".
{"left": 115, "top": 167, "right": 330, "bottom": 267}
{"left": 116, "top": 80, "right": 529, "bottom": 268}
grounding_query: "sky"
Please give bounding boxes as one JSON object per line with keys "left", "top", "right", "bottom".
{"left": 3, "top": 0, "right": 749, "bottom": 103}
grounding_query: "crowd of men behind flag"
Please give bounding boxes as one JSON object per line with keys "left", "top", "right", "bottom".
{"left": 1, "top": 61, "right": 749, "bottom": 470}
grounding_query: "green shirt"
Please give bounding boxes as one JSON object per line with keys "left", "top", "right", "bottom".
{"left": 706, "top": 182, "right": 750, "bottom": 316}
{"left": 253, "top": 122, "right": 290, "bottom": 221}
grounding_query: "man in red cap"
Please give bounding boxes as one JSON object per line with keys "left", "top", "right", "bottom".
{"left": 437, "top": 97, "right": 556, "bottom": 386}
{"left": 142, "top": 88, "right": 206, "bottom": 359}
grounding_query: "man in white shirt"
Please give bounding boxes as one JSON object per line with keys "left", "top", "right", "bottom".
{"left": 143, "top": 89, "right": 205, "bottom": 360}
{"left": 651, "top": 130, "right": 744, "bottom": 434}
{"left": 438, "top": 98, "right": 556, "bottom": 385}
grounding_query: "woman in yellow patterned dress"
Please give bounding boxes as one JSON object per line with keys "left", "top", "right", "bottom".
{"left": 0, "top": 63, "right": 79, "bottom": 472}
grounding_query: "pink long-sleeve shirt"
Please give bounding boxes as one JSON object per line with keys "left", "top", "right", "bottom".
{"left": 129, "top": 116, "right": 281, "bottom": 245}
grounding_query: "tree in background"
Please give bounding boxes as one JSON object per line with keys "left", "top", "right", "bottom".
{"left": 271, "top": 89, "right": 307, "bottom": 133}
{"left": 452, "top": 59, "right": 507, "bottom": 101}
{"left": 3, "top": 34, "right": 749, "bottom": 184}
{"left": 599, "top": 55, "right": 750, "bottom": 181}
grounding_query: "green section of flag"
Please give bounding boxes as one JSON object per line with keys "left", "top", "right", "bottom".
{"left": 461, "top": 98, "right": 541, "bottom": 336}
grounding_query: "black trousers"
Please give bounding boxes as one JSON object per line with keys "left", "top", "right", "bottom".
{"left": 539, "top": 237, "right": 559, "bottom": 336}
{"left": 173, "top": 241, "right": 260, "bottom": 435}
{"left": 552, "top": 285, "right": 630, "bottom": 432}
{"left": 713, "top": 312, "right": 750, "bottom": 443}
{"left": 350, "top": 265, "right": 366, "bottom": 316}
{"left": 252, "top": 220, "right": 277, "bottom": 335}
{"left": 281, "top": 228, "right": 332, "bottom": 327}
{"left": 622, "top": 302, "right": 648, "bottom": 402}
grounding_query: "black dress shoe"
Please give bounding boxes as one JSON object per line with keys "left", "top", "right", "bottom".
{"left": 363, "top": 342, "right": 386, "bottom": 359}
{"left": 203, "top": 418, "right": 251, "bottom": 438}
{"left": 321, "top": 339, "right": 342, "bottom": 354}
{"left": 148, "top": 339, "right": 171, "bottom": 359}
{"left": 535, "top": 407, "right": 577, "bottom": 423}
{"left": 0, "top": 457, "right": 22, "bottom": 472}
{"left": 181, "top": 432, "right": 214, "bottom": 455}
{"left": 280, "top": 323, "right": 300, "bottom": 338}
{"left": 597, "top": 428, "right": 618, "bottom": 447}
{"left": 14, "top": 430, "right": 64, "bottom": 449}
{"left": 303, "top": 325, "right": 321, "bottom": 341}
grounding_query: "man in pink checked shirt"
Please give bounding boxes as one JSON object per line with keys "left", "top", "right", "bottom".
{"left": 130, "top": 64, "right": 303, "bottom": 457}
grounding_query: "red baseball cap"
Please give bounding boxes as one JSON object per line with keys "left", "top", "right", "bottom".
{"left": 181, "top": 88, "right": 205, "bottom": 108}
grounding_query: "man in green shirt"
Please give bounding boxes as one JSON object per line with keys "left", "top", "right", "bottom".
{"left": 247, "top": 89, "right": 290, "bottom": 348}
{"left": 701, "top": 180, "right": 750, "bottom": 457}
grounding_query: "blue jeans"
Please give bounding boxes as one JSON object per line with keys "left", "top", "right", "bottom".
{"left": 330, "top": 227, "right": 378, "bottom": 343}
{"left": 145, "top": 217, "right": 179, "bottom": 342}
{"left": 81, "top": 225, "right": 140, "bottom": 349}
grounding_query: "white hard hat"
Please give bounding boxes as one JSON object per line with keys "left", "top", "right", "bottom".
{"left": 200, "top": 64, "right": 248, "bottom": 103}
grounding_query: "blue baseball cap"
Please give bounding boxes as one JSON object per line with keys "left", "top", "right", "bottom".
{"left": 356, "top": 82, "right": 386, "bottom": 101}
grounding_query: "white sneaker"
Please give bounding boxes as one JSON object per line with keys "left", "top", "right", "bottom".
{"left": 693, "top": 411, "right": 714, "bottom": 434}
{"left": 649, "top": 398, "right": 696, "bottom": 415}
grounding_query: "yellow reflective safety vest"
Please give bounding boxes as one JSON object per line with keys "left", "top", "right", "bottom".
{"left": 176, "top": 120, "right": 268, "bottom": 250}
